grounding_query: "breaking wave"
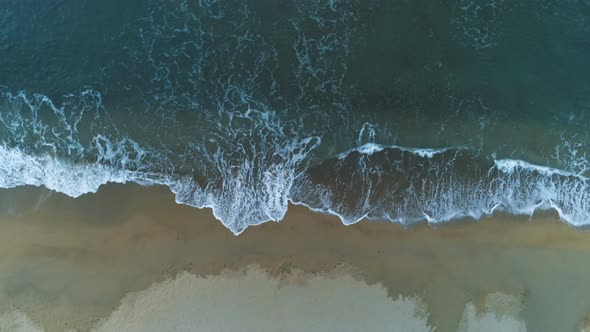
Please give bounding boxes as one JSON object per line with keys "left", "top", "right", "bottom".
{"left": 0, "top": 91, "right": 588, "bottom": 235}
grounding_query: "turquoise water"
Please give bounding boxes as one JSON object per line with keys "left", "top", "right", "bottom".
{"left": 1, "top": 0, "right": 589, "bottom": 233}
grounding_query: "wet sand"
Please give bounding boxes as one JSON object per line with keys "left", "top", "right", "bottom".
{"left": 1, "top": 184, "right": 590, "bottom": 331}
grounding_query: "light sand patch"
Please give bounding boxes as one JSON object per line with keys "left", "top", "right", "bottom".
{"left": 457, "top": 292, "right": 526, "bottom": 332}
{"left": 94, "top": 266, "right": 433, "bottom": 332}
{"left": 0, "top": 308, "right": 44, "bottom": 332}
{"left": 578, "top": 312, "right": 590, "bottom": 332}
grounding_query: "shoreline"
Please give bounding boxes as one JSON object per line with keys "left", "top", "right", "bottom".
{"left": 1, "top": 184, "right": 590, "bottom": 331}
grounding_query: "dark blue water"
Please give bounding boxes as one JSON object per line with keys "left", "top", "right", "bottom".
{"left": 1, "top": 0, "right": 589, "bottom": 234}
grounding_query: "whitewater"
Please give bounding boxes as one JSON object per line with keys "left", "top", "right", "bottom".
{"left": 0, "top": 91, "right": 588, "bottom": 235}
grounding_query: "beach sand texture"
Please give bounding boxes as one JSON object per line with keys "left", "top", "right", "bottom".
{"left": 1, "top": 184, "right": 590, "bottom": 332}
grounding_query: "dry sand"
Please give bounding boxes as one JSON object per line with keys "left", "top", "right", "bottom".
{"left": 1, "top": 184, "right": 590, "bottom": 331}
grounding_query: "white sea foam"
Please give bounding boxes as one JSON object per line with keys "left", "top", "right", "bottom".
{"left": 168, "top": 159, "right": 301, "bottom": 235}
{"left": 337, "top": 143, "right": 384, "bottom": 158}
{"left": 0, "top": 139, "right": 310, "bottom": 235}
{"left": 2, "top": 127, "right": 589, "bottom": 238}
{"left": 292, "top": 148, "right": 590, "bottom": 231}
{"left": 0, "top": 309, "right": 44, "bottom": 332}
{"left": 337, "top": 143, "right": 451, "bottom": 160}
{"left": 1, "top": 139, "right": 589, "bottom": 235}
{"left": 0, "top": 145, "right": 130, "bottom": 197}
{"left": 495, "top": 159, "right": 582, "bottom": 179}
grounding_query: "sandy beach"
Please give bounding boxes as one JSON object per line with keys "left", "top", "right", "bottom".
{"left": 1, "top": 184, "right": 590, "bottom": 332}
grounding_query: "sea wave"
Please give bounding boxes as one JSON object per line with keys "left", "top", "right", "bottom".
{"left": 291, "top": 145, "right": 590, "bottom": 230}
{"left": 0, "top": 138, "right": 588, "bottom": 235}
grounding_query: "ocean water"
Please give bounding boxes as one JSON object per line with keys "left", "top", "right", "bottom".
{"left": 1, "top": 0, "right": 589, "bottom": 234}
